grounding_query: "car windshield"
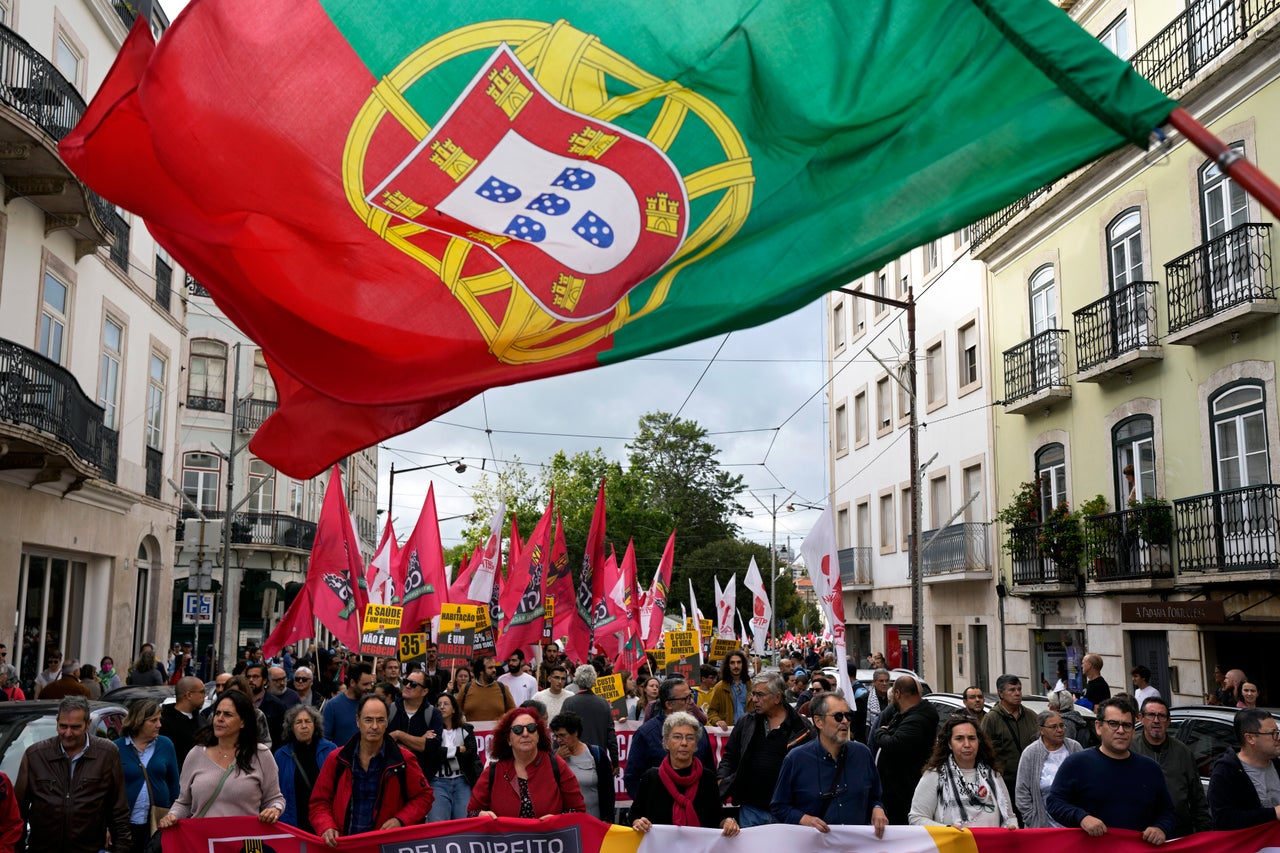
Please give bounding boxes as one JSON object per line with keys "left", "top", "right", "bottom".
{"left": 0, "top": 712, "right": 57, "bottom": 780}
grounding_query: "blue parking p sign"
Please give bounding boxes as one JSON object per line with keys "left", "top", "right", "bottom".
{"left": 183, "top": 592, "right": 214, "bottom": 625}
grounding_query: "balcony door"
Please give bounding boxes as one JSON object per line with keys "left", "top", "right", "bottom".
{"left": 1029, "top": 266, "right": 1060, "bottom": 387}
{"left": 1210, "top": 384, "right": 1273, "bottom": 564}
{"left": 1199, "top": 146, "right": 1250, "bottom": 308}
{"left": 1113, "top": 416, "right": 1157, "bottom": 507}
{"left": 1107, "top": 209, "right": 1149, "bottom": 351}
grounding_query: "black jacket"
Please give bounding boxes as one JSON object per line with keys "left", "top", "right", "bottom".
{"left": 874, "top": 699, "right": 939, "bottom": 824}
{"left": 716, "top": 704, "right": 814, "bottom": 801}
{"left": 258, "top": 690, "right": 288, "bottom": 749}
{"left": 159, "top": 704, "right": 200, "bottom": 767}
{"left": 1208, "top": 749, "right": 1280, "bottom": 830}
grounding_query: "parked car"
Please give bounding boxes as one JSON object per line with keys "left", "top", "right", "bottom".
{"left": 102, "top": 682, "right": 217, "bottom": 710}
{"left": 1138, "top": 705, "right": 1280, "bottom": 788}
{"left": 822, "top": 666, "right": 933, "bottom": 696}
{"left": 0, "top": 700, "right": 128, "bottom": 780}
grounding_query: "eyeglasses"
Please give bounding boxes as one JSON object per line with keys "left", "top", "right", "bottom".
{"left": 668, "top": 694, "right": 693, "bottom": 704}
{"left": 510, "top": 723, "right": 539, "bottom": 735}
{"left": 1142, "top": 712, "right": 1170, "bottom": 721}
{"left": 821, "top": 711, "right": 853, "bottom": 723}
{"left": 668, "top": 732, "right": 698, "bottom": 743}
{"left": 1040, "top": 723, "right": 1066, "bottom": 731}
{"left": 294, "top": 677, "right": 311, "bottom": 683}
{"left": 1248, "top": 729, "right": 1280, "bottom": 740}
{"left": 750, "top": 690, "right": 771, "bottom": 699}
{"left": 1101, "top": 720, "right": 1135, "bottom": 731}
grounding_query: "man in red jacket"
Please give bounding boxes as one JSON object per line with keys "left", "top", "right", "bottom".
{"left": 311, "top": 694, "right": 433, "bottom": 845}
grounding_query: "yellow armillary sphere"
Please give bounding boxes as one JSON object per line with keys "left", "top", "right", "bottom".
{"left": 343, "top": 18, "right": 753, "bottom": 364}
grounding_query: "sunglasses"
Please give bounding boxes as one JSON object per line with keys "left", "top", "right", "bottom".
{"left": 294, "top": 677, "right": 311, "bottom": 683}
{"left": 404, "top": 682, "right": 425, "bottom": 689}
{"left": 510, "top": 723, "right": 539, "bottom": 735}
{"left": 822, "top": 711, "right": 854, "bottom": 723}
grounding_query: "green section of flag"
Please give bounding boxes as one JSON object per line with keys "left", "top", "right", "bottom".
{"left": 322, "top": 0, "right": 1174, "bottom": 362}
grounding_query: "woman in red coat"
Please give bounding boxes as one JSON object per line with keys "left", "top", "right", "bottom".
{"left": 310, "top": 695, "right": 433, "bottom": 844}
{"left": 467, "top": 707, "right": 584, "bottom": 818}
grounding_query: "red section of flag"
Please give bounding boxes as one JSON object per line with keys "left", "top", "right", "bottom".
{"left": 593, "top": 545, "right": 627, "bottom": 659}
{"left": 396, "top": 483, "right": 449, "bottom": 635}
{"left": 546, "top": 512, "right": 576, "bottom": 646}
{"left": 497, "top": 496, "right": 555, "bottom": 660}
{"left": 570, "top": 479, "right": 607, "bottom": 662}
{"left": 644, "top": 531, "right": 676, "bottom": 647}
{"left": 448, "top": 546, "right": 481, "bottom": 604}
{"left": 261, "top": 581, "right": 314, "bottom": 660}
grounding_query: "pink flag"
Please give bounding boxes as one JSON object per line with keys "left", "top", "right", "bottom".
{"left": 568, "top": 479, "right": 607, "bottom": 662}
{"left": 365, "top": 516, "right": 398, "bottom": 606}
{"left": 497, "top": 495, "right": 554, "bottom": 660}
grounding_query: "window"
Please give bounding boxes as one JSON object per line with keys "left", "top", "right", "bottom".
{"left": 145, "top": 353, "right": 166, "bottom": 450}
{"left": 289, "top": 481, "right": 304, "bottom": 517}
{"left": 188, "top": 340, "right": 227, "bottom": 410}
{"left": 248, "top": 459, "right": 275, "bottom": 513}
{"left": 182, "top": 453, "right": 220, "bottom": 511}
{"left": 876, "top": 377, "right": 892, "bottom": 433}
{"left": 962, "top": 463, "right": 984, "bottom": 523}
{"left": 1114, "top": 416, "right": 1157, "bottom": 506}
{"left": 1099, "top": 13, "right": 1130, "bottom": 59}
{"left": 38, "top": 272, "right": 69, "bottom": 364}
{"left": 854, "top": 390, "right": 868, "bottom": 446}
{"left": 924, "top": 240, "right": 940, "bottom": 274}
{"left": 958, "top": 321, "right": 980, "bottom": 391}
{"left": 252, "top": 350, "right": 277, "bottom": 402}
{"left": 835, "top": 402, "right": 849, "bottom": 454}
{"left": 1211, "top": 383, "right": 1269, "bottom": 491}
{"left": 955, "top": 227, "right": 971, "bottom": 249}
{"left": 856, "top": 500, "right": 871, "bottom": 547}
{"left": 926, "top": 341, "right": 945, "bottom": 407}
{"left": 836, "top": 508, "right": 851, "bottom": 550}
{"left": 833, "top": 300, "right": 846, "bottom": 351}
{"left": 97, "top": 317, "right": 123, "bottom": 429}
{"left": 1198, "top": 144, "right": 1251, "bottom": 302}
{"left": 54, "top": 34, "right": 81, "bottom": 87}
{"left": 875, "top": 272, "right": 888, "bottom": 316}
{"left": 1036, "top": 443, "right": 1067, "bottom": 517}
{"left": 1108, "top": 209, "right": 1144, "bottom": 289}
{"left": 154, "top": 250, "right": 173, "bottom": 311}
{"left": 879, "top": 492, "right": 895, "bottom": 553}
{"left": 900, "top": 275, "right": 909, "bottom": 299}
{"left": 900, "top": 486, "right": 913, "bottom": 549}
{"left": 930, "top": 475, "right": 951, "bottom": 529}
{"left": 1029, "top": 265, "right": 1057, "bottom": 334}
{"left": 851, "top": 285, "right": 866, "bottom": 336}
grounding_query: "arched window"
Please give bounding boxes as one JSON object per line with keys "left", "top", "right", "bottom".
{"left": 1113, "top": 415, "right": 1156, "bottom": 506}
{"left": 1211, "top": 383, "right": 1269, "bottom": 491}
{"left": 182, "top": 452, "right": 221, "bottom": 512}
{"left": 1035, "top": 443, "right": 1066, "bottom": 518}
{"left": 1029, "top": 265, "right": 1057, "bottom": 335}
{"left": 1107, "top": 209, "right": 1143, "bottom": 290}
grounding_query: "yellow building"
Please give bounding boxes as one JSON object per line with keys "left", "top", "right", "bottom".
{"left": 977, "top": 0, "right": 1280, "bottom": 703}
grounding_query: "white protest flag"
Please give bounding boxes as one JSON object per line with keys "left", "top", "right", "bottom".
{"left": 365, "top": 516, "right": 397, "bottom": 606}
{"left": 743, "top": 557, "right": 771, "bottom": 656}
{"left": 466, "top": 499, "right": 505, "bottom": 603}
{"left": 801, "top": 504, "right": 854, "bottom": 701}
{"left": 715, "top": 574, "right": 737, "bottom": 639}
{"left": 689, "top": 578, "right": 703, "bottom": 651}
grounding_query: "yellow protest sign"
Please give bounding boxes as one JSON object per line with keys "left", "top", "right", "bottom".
{"left": 645, "top": 648, "right": 667, "bottom": 668}
{"left": 709, "top": 638, "right": 741, "bottom": 661}
{"left": 440, "top": 602, "right": 490, "bottom": 632}
{"left": 665, "top": 630, "right": 697, "bottom": 660}
{"left": 362, "top": 604, "right": 403, "bottom": 632}
{"left": 544, "top": 596, "right": 555, "bottom": 619}
{"left": 699, "top": 618, "right": 714, "bottom": 637}
{"left": 684, "top": 617, "right": 696, "bottom": 631}
{"left": 398, "top": 632, "right": 427, "bottom": 663}
{"left": 593, "top": 672, "right": 625, "bottom": 703}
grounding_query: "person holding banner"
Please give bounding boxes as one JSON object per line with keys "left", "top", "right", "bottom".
{"left": 717, "top": 674, "right": 814, "bottom": 828}
{"left": 908, "top": 714, "right": 1017, "bottom": 829}
{"left": 467, "top": 708, "right": 584, "bottom": 819}
{"left": 706, "top": 650, "right": 752, "bottom": 728}
{"left": 626, "top": 678, "right": 714, "bottom": 799}
{"left": 630, "top": 711, "right": 740, "bottom": 836}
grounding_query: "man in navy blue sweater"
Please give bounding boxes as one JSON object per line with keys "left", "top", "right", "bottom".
{"left": 1047, "top": 696, "right": 1175, "bottom": 844}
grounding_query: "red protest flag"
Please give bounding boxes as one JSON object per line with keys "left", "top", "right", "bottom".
{"left": 396, "top": 483, "right": 450, "bottom": 635}
{"left": 612, "top": 539, "right": 645, "bottom": 676}
{"left": 642, "top": 531, "right": 675, "bottom": 646}
{"left": 497, "top": 495, "right": 555, "bottom": 660}
{"left": 593, "top": 544, "right": 628, "bottom": 660}
{"left": 447, "top": 545, "right": 481, "bottom": 604}
{"left": 261, "top": 583, "right": 314, "bottom": 660}
{"left": 366, "top": 516, "right": 398, "bottom": 606}
{"left": 546, "top": 512, "right": 576, "bottom": 646}
{"left": 569, "top": 479, "right": 607, "bottom": 662}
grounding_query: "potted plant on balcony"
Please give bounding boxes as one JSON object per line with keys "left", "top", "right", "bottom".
{"left": 996, "top": 480, "right": 1041, "bottom": 561}
{"left": 1078, "top": 494, "right": 1114, "bottom": 579}
{"left": 1038, "top": 502, "right": 1084, "bottom": 581}
{"left": 1129, "top": 495, "right": 1174, "bottom": 572}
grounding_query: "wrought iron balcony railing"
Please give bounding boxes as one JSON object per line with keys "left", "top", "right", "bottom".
{"left": 235, "top": 397, "right": 278, "bottom": 431}
{"left": 915, "top": 522, "right": 991, "bottom": 576}
{"left": 186, "top": 395, "right": 225, "bottom": 413}
{"left": 1174, "top": 484, "right": 1280, "bottom": 573}
{"left": 1083, "top": 504, "right": 1176, "bottom": 581}
{"left": 177, "top": 507, "right": 317, "bottom": 551}
{"left": 145, "top": 446, "right": 163, "bottom": 499}
{"left": 185, "top": 273, "right": 211, "bottom": 298}
{"left": 1073, "top": 281, "right": 1159, "bottom": 371}
{"left": 99, "top": 426, "right": 119, "bottom": 484}
{"left": 1002, "top": 329, "right": 1068, "bottom": 404}
{"left": 1165, "top": 223, "right": 1274, "bottom": 333}
{"left": 106, "top": 209, "right": 130, "bottom": 272}
{"left": 1008, "top": 523, "right": 1076, "bottom": 586}
{"left": 837, "top": 546, "right": 872, "bottom": 586}
{"left": 0, "top": 338, "right": 111, "bottom": 473}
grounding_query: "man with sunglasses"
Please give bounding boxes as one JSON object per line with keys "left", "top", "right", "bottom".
{"left": 1132, "top": 696, "right": 1209, "bottom": 836}
{"left": 771, "top": 692, "right": 887, "bottom": 836}
{"left": 292, "top": 666, "right": 324, "bottom": 709}
{"left": 1047, "top": 696, "right": 1174, "bottom": 844}
{"left": 1208, "top": 707, "right": 1280, "bottom": 829}
{"left": 389, "top": 672, "right": 444, "bottom": 780}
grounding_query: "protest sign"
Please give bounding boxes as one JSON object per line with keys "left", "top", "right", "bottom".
{"left": 398, "top": 632, "right": 427, "bottom": 664}
{"left": 438, "top": 627, "right": 475, "bottom": 667}
{"left": 360, "top": 604, "right": 402, "bottom": 656}
{"left": 709, "top": 638, "right": 741, "bottom": 661}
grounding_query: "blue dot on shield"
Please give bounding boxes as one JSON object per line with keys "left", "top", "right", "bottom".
{"left": 526, "top": 193, "right": 570, "bottom": 216}
{"left": 573, "top": 211, "right": 614, "bottom": 248}
{"left": 504, "top": 216, "right": 546, "bottom": 243}
{"left": 476, "top": 176, "right": 521, "bottom": 203}
{"left": 552, "top": 167, "right": 596, "bottom": 191}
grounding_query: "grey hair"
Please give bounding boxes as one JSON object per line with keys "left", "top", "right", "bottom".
{"left": 573, "top": 664, "right": 597, "bottom": 690}
{"left": 872, "top": 667, "right": 891, "bottom": 679}
{"left": 751, "top": 672, "right": 785, "bottom": 697}
{"left": 58, "top": 695, "right": 92, "bottom": 723}
{"left": 283, "top": 702, "right": 325, "bottom": 744}
{"left": 662, "top": 710, "right": 702, "bottom": 743}
{"left": 1050, "top": 690, "right": 1075, "bottom": 711}
{"left": 1036, "top": 709, "right": 1062, "bottom": 728}
{"left": 810, "top": 690, "right": 847, "bottom": 718}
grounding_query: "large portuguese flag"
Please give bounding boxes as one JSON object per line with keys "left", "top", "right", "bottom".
{"left": 62, "top": 0, "right": 1174, "bottom": 477}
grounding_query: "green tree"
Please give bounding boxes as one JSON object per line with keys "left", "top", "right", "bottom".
{"left": 458, "top": 455, "right": 543, "bottom": 547}
{"left": 675, "top": 538, "right": 819, "bottom": 637}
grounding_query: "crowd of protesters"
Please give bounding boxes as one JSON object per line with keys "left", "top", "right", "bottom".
{"left": 3, "top": 639, "right": 1278, "bottom": 852}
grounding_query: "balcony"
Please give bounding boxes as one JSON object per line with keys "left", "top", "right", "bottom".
{"left": 914, "top": 522, "right": 992, "bottom": 582}
{"left": 1073, "top": 281, "right": 1163, "bottom": 381}
{"left": 0, "top": 22, "right": 115, "bottom": 253}
{"left": 1083, "top": 505, "right": 1176, "bottom": 586}
{"left": 177, "top": 508, "right": 317, "bottom": 552}
{"left": 1174, "top": 485, "right": 1280, "bottom": 580}
{"left": 1007, "top": 523, "right": 1078, "bottom": 592}
{"left": 0, "top": 337, "right": 114, "bottom": 483}
{"left": 236, "top": 397, "right": 278, "bottom": 431}
{"left": 1002, "top": 329, "right": 1071, "bottom": 414}
{"left": 1165, "top": 224, "right": 1276, "bottom": 344}
{"left": 186, "top": 395, "right": 226, "bottom": 413}
{"left": 185, "top": 272, "right": 211, "bottom": 299}
{"left": 837, "top": 546, "right": 873, "bottom": 590}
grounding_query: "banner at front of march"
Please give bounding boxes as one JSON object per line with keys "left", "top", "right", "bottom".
{"left": 159, "top": 813, "right": 1280, "bottom": 853}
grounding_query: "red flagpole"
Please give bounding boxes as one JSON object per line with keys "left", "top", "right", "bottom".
{"left": 1168, "top": 108, "right": 1280, "bottom": 219}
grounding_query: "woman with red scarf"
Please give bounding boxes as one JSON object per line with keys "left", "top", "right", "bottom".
{"left": 630, "top": 712, "right": 739, "bottom": 835}
{"left": 467, "top": 708, "right": 584, "bottom": 818}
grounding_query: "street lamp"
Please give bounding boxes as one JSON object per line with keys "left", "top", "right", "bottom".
{"left": 386, "top": 458, "right": 467, "bottom": 518}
